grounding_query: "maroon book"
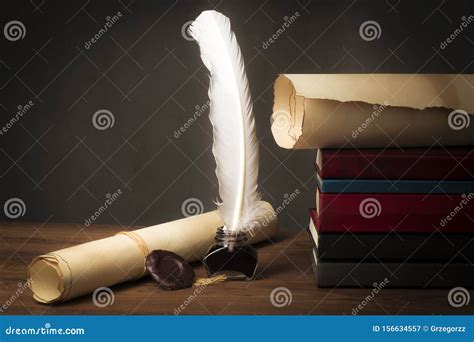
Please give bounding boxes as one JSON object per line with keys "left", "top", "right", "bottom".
{"left": 316, "top": 148, "right": 474, "bottom": 180}
{"left": 315, "top": 189, "right": 474, "bottom": 233}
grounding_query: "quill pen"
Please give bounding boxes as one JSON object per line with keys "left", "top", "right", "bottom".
{"left": 189, "top": 11, "right": 266, "bottom": 233}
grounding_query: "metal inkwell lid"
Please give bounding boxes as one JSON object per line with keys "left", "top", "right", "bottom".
{"left": 202, "top": 227, "right": 258, "bottom": 281}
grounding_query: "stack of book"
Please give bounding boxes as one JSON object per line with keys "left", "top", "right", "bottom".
{"left": 309, "top": 148, "right": 474, "bottom": 288}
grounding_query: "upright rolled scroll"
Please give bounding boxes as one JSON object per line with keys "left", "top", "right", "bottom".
{"left": 271, "top": 74, "right": 474, "bottom": 149}
{"left": 28, "top": 201, "right": 278, "bottom": 304}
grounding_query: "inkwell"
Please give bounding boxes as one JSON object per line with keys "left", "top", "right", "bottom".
{"left": 203, "top": 227, "right": 258, "bottom": 280}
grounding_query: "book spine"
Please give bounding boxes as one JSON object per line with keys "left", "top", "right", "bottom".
{"left": 316, "top": 176, "right": 474, "bottom": 194}
{"left": 315, "top": 259, "right": 474, "bottom": 288}
{"left": 316, "top": 192, "right": 474, "bottom": 233}
{"left": 315, "top": 232, "right": 474, "bottom": 261}
{"left": 318, "top": 150, "right": 474, "bottom": 180}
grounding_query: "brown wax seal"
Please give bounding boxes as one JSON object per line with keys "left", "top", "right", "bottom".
{"left": 146, "top": 250, "right": 195, "bottom": 290}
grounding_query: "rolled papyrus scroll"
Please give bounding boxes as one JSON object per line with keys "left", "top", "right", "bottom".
{"left": 28, "top": 201, "right": 278, "bottom": 303}
{"left": 271, "top": 74, "right": 474, "bottom": 149}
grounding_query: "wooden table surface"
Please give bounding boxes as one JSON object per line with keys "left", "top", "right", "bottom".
{"left": 0, "top": 221, "right": 472, "bottom": 315}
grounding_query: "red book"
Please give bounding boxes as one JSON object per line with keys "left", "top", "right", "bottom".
{"left": 315, "top": 189, "right": 474, "bottom": 233}
{"left": 316, "top": 148, "right": 474, "bottom": 180}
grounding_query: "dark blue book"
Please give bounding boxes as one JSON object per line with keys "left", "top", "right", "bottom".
{"left": 316, "top": 174, "right": 474, "bottom": 194}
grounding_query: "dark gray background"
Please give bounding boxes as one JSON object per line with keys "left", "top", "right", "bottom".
{"left": 0, "top": 0, "right": 472, "bottom": 230}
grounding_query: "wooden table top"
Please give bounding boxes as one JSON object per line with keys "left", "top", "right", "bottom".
{"left": 0, "top": 221, "right": 472, "bottom": 315}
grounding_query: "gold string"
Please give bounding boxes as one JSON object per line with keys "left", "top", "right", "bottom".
{"left": 115, "top": 231, "right": 150, "bottom": 278}
{"left": 193, "top": 275, "right": 227, "bottom": 286}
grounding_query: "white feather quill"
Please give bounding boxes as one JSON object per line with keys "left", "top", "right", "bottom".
{"left": 189, "top": 11, "right": 263, "bottom": 233}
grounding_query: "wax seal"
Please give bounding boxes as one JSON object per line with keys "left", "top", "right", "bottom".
{"left": 146, "top": 250, "right": 195, "bottom": 290}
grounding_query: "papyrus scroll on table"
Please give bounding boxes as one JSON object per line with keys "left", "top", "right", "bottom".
{"left": 28, "top": 201, "right": 278, "bottom": 304}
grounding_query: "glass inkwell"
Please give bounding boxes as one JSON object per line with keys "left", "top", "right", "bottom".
{"left": 203, "top": 226, "right": 258, "bottom": 280}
